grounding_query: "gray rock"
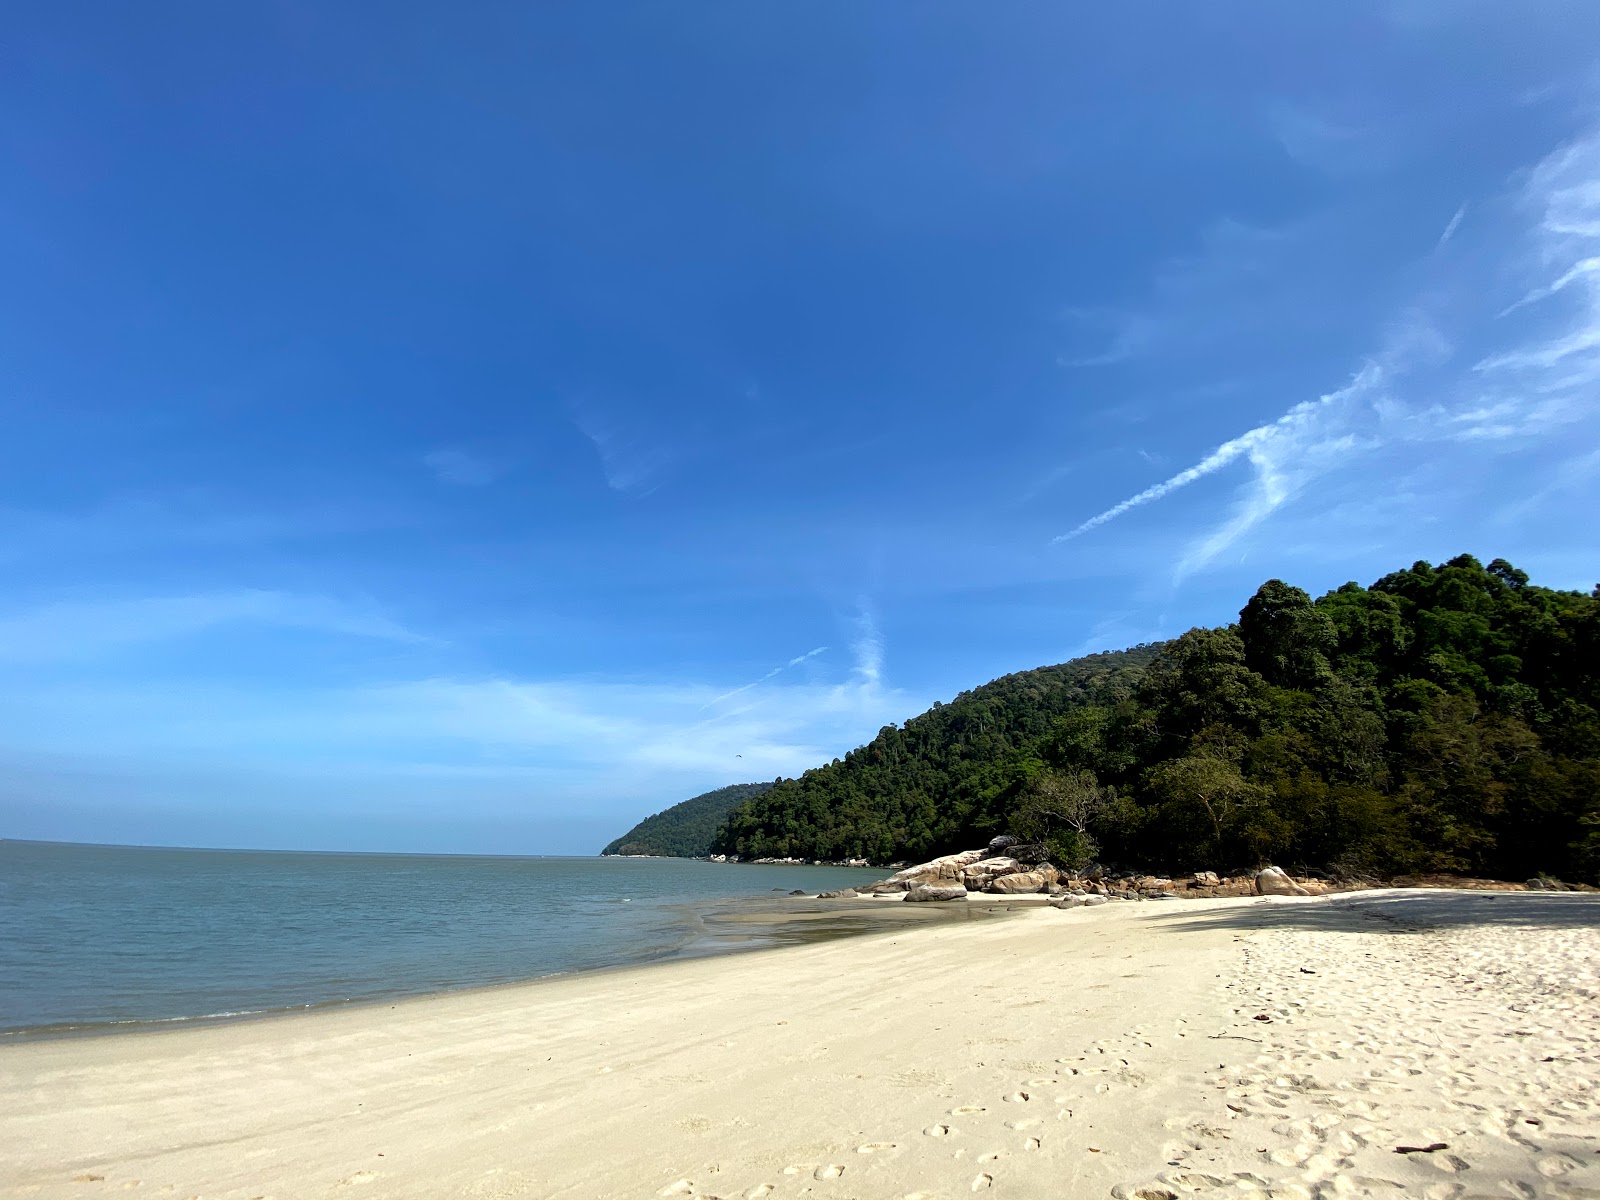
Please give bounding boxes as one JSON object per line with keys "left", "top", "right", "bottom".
{"left": 1081, "top": 894, "right": 1108, "bottom": 906}
{"left": 904, "top": 882, "right": 968, "bottom": 902}
{"left": 987, "top": 835, "right": 1020, "bottom": 855}
{"left": 816, "top": 888, "right": 858, "bottom": 899}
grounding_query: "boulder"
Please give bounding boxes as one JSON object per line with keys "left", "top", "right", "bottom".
{"left": 816, "top": 887, "right": 858, "bottom": 899}
{"left": 987, "top": 871, "right": 1048, "bottom": 894}
{"left": 960, "top": 856, "right": 1022, "bottom": 886}
{"left": 1191, "top": 871, "right": 1221, "bottom": 887}
{"left": 1030, "top": 863, "right": 1062, "bottom": 886}
{"left": 887, "top": 849, "right": 987, "bottom": 884}
{"left": 1081, "top": 894, "right": 1108, "bottom": 906}
{"left": 904, "top": 882, "right": 968, "bottom": 902}
{"left": 1051, "top": 894, "right": 1090, "bottom": 908}
{"left": 987, "top": 835, "right": 1020, "bottom": 855}
{"left": 1255, "top": 866, "right": 1310, "bottom": 897}
{"left": 858, "top": 879, "right": 912, "bottom": 894}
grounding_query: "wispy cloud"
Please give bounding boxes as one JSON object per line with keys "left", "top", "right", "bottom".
{"left": 851, "top": 603, "right": 884, "bottom": 687}
{"left": 0, "top": 495, "right": 399, "bottom": 566}
{"left": 0, "top": 590, "right": 427, "bottom": 663}
{"left": 0, "top": 662, "right": 916, "bottom": 792}
{"left": 1435, "top": 202, "right": 1468, "bottom": 250}
{"left": 570, "top": 405, "right": 670, "bottom": 495}
{"left": 1052, "top": 365, "right": 1383, "bottom": 545}
{"left": 702, "top": 645, "right": 829, "bottom": 708}
{"left": 1268, "top": 104, "right": 1387, "bottom": 176}
{"left": 1054, "top": 124, "right": 1600, "bottom": 577}
{"left": 422, "top": 448, "right": 505, "bottom": 487}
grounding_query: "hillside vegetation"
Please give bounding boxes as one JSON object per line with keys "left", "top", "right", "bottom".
{"left": 713, "top": 556, "right": 1600, "bottom": 883}
{"left": 602, "top": 782, "right": 774, "bottom": 857}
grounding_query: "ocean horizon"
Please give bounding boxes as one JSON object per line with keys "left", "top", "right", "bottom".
{"left": 0, "top": 839, "right": 894, "bottom": 1038}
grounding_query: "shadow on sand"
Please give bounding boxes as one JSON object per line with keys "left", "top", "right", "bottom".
{"left": 1141, "top": 888, "right": 1600, "bottom": 937}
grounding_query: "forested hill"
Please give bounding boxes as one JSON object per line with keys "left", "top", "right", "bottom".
{"left": 712, "top": 556, "right": 1600, "bottom": 884}
{"left": 713, "top": 646, "right": 1163, "bottom": 863}
{"left": 601, "top": 782, "right": 774, "bottom": 857}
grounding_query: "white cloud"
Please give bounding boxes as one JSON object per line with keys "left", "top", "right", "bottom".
{"left": 0, "top": 590, "right": 427, "bottom": 662}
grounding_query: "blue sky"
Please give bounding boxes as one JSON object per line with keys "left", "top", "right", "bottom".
{"left": 4, "top": 3, "right": 1600, "bottom": 854}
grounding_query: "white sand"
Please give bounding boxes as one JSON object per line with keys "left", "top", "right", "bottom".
{"left": 3, "top": 890, "right": 1598, "bottom": 1199}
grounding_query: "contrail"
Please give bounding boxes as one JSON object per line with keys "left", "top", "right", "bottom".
{"left": 702, "top": 646, "right": 829, "bottom": 708}
{"left": 1053, "top": 366, "right": 1379, "bottom": 543}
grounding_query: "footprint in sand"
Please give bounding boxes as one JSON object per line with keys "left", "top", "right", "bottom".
{"left": 1023, "top": 1137, "right": 1042, "bottom": 1151}
{"left": 951, "top": 1105, "right": 986, "bottom": 1116}
{"left": 813, "top": 1164, "right": 845, "bottom": 1180}
{"left": 743, "top": 1187, "right": 773, "bottom": 1199}
{"left": 1003, "top": 1091, "right": 1030, "bottom": 1103}
{"left": 970, "top": 1173, "right": 993, "bottom": 1191}
{"left": 658, "top": 1182, "right": 694, "bottom": 1197}
{"left": 855, "top": 1142, "right": 896, "bottom": 1154}
{"left": 924, "top": 1124, "right": 951, "bottom": 1137}
{"left": 337, "top": 1173, "right": 378, "bottom": 1187}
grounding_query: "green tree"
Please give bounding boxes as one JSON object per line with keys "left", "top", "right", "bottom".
{"left": 1012, "top": 767, "right": 1112, "bottom": 870}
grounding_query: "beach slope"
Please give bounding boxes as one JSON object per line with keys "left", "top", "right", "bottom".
{"left": 3, "top": 890, "right": 1598, "bottom": 1199}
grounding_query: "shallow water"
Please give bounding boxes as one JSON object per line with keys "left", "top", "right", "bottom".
{"left": 0, "top": 840, "right": 902, "bottom": 1035}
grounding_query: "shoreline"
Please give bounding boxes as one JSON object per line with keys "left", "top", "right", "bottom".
{"left": 0, "top": 891, "right": 1014, "bottom": 1047}
{"left": 5, "top": 888, "right": 1598, "bottom": 1199}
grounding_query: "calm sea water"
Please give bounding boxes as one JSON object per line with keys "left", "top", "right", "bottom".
{"left": 0, "top": 841, "right": 889, "bottom": 1036}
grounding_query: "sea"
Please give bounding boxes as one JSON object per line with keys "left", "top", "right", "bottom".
{"left": 0, "top": 840, "right": 912, "bottom": 1038}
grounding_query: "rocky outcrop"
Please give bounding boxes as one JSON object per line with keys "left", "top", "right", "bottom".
{"left": 959, "top": 856, "right": 1022, "bottom": 886}
{"left": 857, "top": 879, "right": 912, "bottom": 894}
{"left": 988, "top": 871, "right": 1049, "bottom": 894}
{"left": 904, "top": 882, "right": 968, "bottom": 902}
{"left": 887, "top": 849, "right": 987, "bottom": 884}
{"left": 816, "top": 887, "right": 858, "bottom": 899}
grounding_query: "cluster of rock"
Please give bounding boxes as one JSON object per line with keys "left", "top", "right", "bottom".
{"left": 1524, "top": 876, "right": 1597, "bottom": 892}
{"left": 816, "top": 839, "right": 1332, "bottom": 906}
{"left": 709, "top": 854, "right": 873, "bottom": 868}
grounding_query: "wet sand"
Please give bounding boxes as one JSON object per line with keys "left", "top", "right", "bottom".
{"left": 2, "top": 889, "right": 1596, "bottom": 1199}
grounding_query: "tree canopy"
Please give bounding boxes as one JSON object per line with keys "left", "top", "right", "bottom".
{"left": 711, "top": 557, "right": 1600, "bottom": 883}
{"left": 601, "top": 782, "right": 774, "bottom": 857}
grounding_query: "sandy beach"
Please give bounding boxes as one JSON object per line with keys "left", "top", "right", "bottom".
{"left": 3, "top": 889, "right": 1598, "bottom": 1200}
